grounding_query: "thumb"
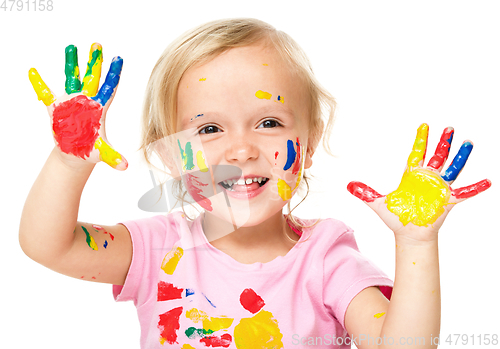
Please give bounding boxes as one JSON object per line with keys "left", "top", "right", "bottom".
{"left": 94, "top": 137, "right": 128, "bottom": 171}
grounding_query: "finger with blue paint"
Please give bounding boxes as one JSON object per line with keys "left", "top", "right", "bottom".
{"left": 92, "top": 56, "right": 123, "bottom": 108}
{"left": 441, "top": 141, "right": 474, "bottom": 185}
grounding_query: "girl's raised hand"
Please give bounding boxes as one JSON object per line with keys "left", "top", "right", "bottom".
{"left": 28, "top": 43, "right": 127, "bottom": 170}
{"left": 347, "top": 124, "right": 491, "bottom": 241}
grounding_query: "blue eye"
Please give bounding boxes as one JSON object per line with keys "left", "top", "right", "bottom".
{"left": 259, "top": 119, "right": 282, "bottom": 128}
{"left": 199, "top": 125, "right": 221, "bottom": 134}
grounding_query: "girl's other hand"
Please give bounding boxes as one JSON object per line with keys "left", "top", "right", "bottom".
{"left": 28, "top": 43, "right": 127, "bottom": 170}
{"left": 347, "top": 123, "right": 491, "bottom": 242}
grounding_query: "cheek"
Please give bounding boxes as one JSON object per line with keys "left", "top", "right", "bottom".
{"left": 270, "top": 137, "right": 306, "bottom": 201}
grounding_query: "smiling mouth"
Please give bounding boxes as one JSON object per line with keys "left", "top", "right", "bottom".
{"left": 219, "top": 177, "right": 270, "bottom": 191}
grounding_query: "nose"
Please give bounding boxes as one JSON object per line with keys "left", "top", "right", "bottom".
{"left": 225, "top": 133, "right": 259, "bottom": 163}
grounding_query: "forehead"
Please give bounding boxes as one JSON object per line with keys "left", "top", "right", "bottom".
{"left": 177, "top": 44, "right": 309, "bottom": 129}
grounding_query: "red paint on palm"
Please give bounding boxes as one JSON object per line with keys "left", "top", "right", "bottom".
{"left": 157, "top": 281, "right": 183, "bottom": 301}
{"left": 52, "top": 95, "right": 102, "bottom": 159}
{"left": 158, "top": 307, "right": 183, "bottom": 345}
{"left": 347, "top": 181, "right": 383, "bottom": 202}
{"left": 240, "top": 288, "right": 265, "bottom": 314}
{"left": 428, "top": 127, "right": 454, "bottom": 170}
{"left": 452, "top": 179, "right": 491, "bottom": 199}
{"left": 200, "top": 333, "right": 232, "bottom": 347}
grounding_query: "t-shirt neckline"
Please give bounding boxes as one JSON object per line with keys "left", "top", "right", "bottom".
{"left": 191, "top": 212, "right": 312, "bottom": 271}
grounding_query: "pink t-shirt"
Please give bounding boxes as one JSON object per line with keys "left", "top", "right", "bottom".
{"left": 113, "top": 211, "right": 393, "bottom": 348}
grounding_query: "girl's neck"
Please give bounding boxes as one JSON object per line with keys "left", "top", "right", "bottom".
{"left": 202, "top": 210, "right": 299, "bottom": 251}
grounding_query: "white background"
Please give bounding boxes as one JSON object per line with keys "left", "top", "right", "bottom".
{"left": 2, "top": 0, "right": 499, "bottom": 347}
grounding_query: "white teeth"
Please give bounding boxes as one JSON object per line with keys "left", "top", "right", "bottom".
{"left": 245, "top": 178, "right": 253, "bottom": 185}
{"left": 258, "top": 177, "right": 262, "bottom": 183}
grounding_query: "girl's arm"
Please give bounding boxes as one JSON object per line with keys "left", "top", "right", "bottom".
{"left": 344, "top": 124, "right": 490, "bottom": 349}
{"left": 19, "top": 43, "right": 132, "bottom": 286}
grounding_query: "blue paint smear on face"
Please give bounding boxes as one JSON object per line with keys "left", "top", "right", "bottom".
{"left": 202, "top": 293, "right": 216, "bottom": 308}
{"left": 103, "top": 240, "right": 108, "bottom": 248}
{"left": 186, "top": 288, "right": 195, "bottom": 297}
{"left": 283, "top": 139, "right": 296, "bottom": 171}
{"left": 442, "top": 141, "right": 473, "bottom": 181}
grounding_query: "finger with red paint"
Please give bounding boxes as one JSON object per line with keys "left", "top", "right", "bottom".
{"left": 28, "top": 43, "right": 128, "bottom": 171}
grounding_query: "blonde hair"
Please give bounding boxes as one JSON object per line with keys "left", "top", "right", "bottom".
{"left": 140, "top": 18, "right": 336, "bottom": 234}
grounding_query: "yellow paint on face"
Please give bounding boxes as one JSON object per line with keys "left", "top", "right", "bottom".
{"left": 262, "top": 63, "right": 268, "bottom": 66}
{"left": 277, "top": 179, "right": 292, "bottom": 201}
{"left": 234, "top": 310, "right": 284, "bottom": 349}
{"left": 199, "top": 78, "right": 206, "bottom": 81}
{"left": 386, "top": 168, "right": 451, "bottom": 226}
{"left": 95, "top": 137, "right": 123, "bottom": 168}
{"left": 81, "top": 43, "right": 103, "bottom": 97}
{"left": 255, "top": 90, "right": 272, "bottom": 99}
{"left": 161, "top": 246, "right": 184, "bottom": 275}
{"left": 407, "top": 123, "right": 428, "bottom": 168}
{"left": 196, "top": 150, "right": 208, "bottom": 172}
{"left": 28, "top": 68, "right": 56, "bottom": 106}
{"left": 374, "top": 312, "right": 386, "bottom": 319}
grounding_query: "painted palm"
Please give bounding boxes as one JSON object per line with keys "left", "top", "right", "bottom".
{"left": 348, "top": 124, "right": 491, "bottom": 235}
{"left": 29, "top": 43, "right": 127, "bottom": 170}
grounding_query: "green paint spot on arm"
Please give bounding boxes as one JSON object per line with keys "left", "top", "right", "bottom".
{"left": 81, "top": 226, "right": 98, "bottom": 251}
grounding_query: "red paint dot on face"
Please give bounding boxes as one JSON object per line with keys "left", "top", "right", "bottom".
{"left": 185, "top": 173, "right": 213, "bottom": 211}
{"left": 52, "top": 95, "right": 102, "bottom": 159}
{"left": 240, "top": 288, "right": 265, "bottom": 314}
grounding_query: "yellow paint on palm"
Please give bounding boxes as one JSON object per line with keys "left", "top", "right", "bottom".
{"left": 28, "top": 68, "right": 56, "bottom": 106}
{"left": 81, "top": 43, "right": 103, "bottom": 97}
{"left": 196, "top": 150, "right": 209, "bottom": 172}
{"left": 407, "top": 123, "right": 429, "bottom": 168}
{"left": 255, "top": 90, "right": 272, "bottom": 99}
{"left": 95, "top": 137, "right": 123, "bottom": 168}
{"left": 386, "top": 169, "right": 451, "bottom": 226}
{"left": 277, "top": 179, "right": 292, "bottom": 201}
{"left": 234, "top": 310, "right": 284, "bottom": 349}
{"left": 374, "top": 312, "right": 386, "bottom": 318}
{"left": 161, "top": 246, "right": 184, "bottom": 275}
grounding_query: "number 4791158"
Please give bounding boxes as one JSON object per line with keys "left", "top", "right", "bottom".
{"left": 445, "top": 334, "right": 498, "bottom": 346}
{"left": 1, "top": 0, "right": 53, "bottom": 11}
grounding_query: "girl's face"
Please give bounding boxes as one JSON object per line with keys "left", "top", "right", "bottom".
{"left": 173, "top": 43, "right": 313, "bottom": 228}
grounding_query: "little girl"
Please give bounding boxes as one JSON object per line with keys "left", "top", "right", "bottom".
{"left": 20, "top": 18, "right": 491, "bottom": 348}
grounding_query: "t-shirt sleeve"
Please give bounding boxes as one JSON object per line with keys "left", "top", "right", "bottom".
{"left": 323, "top": 227, "right": 393, "bottom": 330}
{"left": 113, "top": 215, "right": 173, "bottom": 307}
